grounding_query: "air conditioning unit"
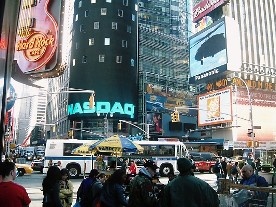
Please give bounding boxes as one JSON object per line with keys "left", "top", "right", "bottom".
{"left": 138, "top": 2, "right": 144, "bottom": 7}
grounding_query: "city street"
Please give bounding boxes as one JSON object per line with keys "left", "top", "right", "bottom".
{"left": 16, "top": 171, "right": 218, "bottom": 207}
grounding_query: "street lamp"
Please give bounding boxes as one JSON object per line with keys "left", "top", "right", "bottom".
{"left": 228, "top": 74, "right": 255, "bottom": 157}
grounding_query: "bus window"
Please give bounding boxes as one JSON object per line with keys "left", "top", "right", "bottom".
{"left": 63, "top": 143, "right": 83, "bottom": 156}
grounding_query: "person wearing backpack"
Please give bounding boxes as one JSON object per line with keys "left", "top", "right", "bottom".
{"left": 77, "top": 169, "right": 99, "bottom": 207}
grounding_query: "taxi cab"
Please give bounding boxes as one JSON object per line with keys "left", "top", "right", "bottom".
{"left": 15, "top": 163, "right": 33, "bottom": 176}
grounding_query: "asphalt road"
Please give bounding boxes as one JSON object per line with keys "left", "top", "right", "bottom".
{"left": 15, "top": 172, "right": 218, "bottom": 207}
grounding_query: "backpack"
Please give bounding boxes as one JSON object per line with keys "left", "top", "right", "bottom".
{"left": 78, "top": 179, "right": 97, "bottom": 207}
{"left": 231, "top": 166, "right": 238, "bottom": 175}
{"left": 213, "top": 163, "right": 221, "bottom": 173}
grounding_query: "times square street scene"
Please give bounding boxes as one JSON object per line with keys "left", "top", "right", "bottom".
{"left": 1, "top": 0, "right": 276, "bottom": 207}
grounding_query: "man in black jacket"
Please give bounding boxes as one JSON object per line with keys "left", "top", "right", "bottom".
{"left": 160, "top": 158, "right": 220, "bottom": 207}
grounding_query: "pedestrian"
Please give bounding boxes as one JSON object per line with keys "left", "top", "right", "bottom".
{"left": 160, "top": 158, "right": 219, "bottom": 207}
{"left": 226, "top": 161, "right": 233, "bottom": 180}
{"left": 272, "top": 154, "right": 276, "bottom": 169}
{"left": 77, "top": 169, "right": 99, "bottom": 207}
{"left": 254, "top": 157, "right": 261, "bottom": 175}
{"left": 42, "top": 165, "right": 63, "bottom": 207}
{"left": 233, "top": 164, "right": 269, "bottom": 206}
{"left": 213, "top": 159, "right": 222, "bottom": 183}
{"left": 91, "top": 173, "right": 106, "bottom": 207}
{"left": 121, "top": 159, "right": 129, "bottom": 173}
{"left": 128, "top": 160, "right": 159, "bottom": 207}
{"left": 231, "top": 162, "right": 240, "bottom": 183}
{"left": 56, "top": 161, "right": 62, "bottom": 169}
{"left": 188, "top": 154, "right": 196, "bottom": 171}
{"left": 100, "top": 169, "right": 128, "bottom": 207}
{"left": 220, "top": 157, "right": 227, "bottom": 178}
{"left": 128, "top": 160, "right": 137, "bottom": 176}
{"left": 59, "top": 168, "right": 73, "bottom": 207}
{"left": 0, "top": 160, "right": 31, "bottom": 207}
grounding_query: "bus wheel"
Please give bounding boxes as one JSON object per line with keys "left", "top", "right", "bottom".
{"left": 67, "top": 165, "right": 80, "bottom": 178}
{"left": 159, "top": 163, "right": 173, "bottom": 177}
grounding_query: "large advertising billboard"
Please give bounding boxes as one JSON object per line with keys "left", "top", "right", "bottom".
{"left": 189, "top": 17, "right": 241, "bottom": 83}
{"left": 233, "top": 88, "right": 276, "bottom": 142}
{"left": 14, "top": 0, "right": 62, "bottom": 74}
{"left": 144, "top": 83, "right": 197, "bottom": 115}
{"left": 197, "top": 87, "right": 232, "bottom": 126}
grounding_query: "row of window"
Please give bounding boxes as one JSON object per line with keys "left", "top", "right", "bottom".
{"left": 76, "top": 8, "right": 136, "bottom": 22}
{"left": 75, "top": 38, "right": 128, "bottom": 49}
{"left": 79, "top": 0, "right": 129, "bottom": 7}
{"left": 72, "top": 56, "right": 135, "bottom": 65}
{"left": 78, "top": 22, "right": 132, "bottom": 33}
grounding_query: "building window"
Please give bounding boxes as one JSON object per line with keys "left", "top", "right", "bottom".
{"left": 127, "top": 25, "right": 131, "bottom": 33}
{"left": 80, "top": 24, "right": 84, "bottom": 32}
{"left": 94, "top": 22, "right": 99, "bottom": 29}
{"left": 116, "top": 56, "right": 122, "bottom": 63}
{"left": 131, "top": 58, "right": 135, "bottom": 66}
{"left": 122, "top": 40, "right": 127, "bottom": 48}
{"left": 73, "top": 59, "right": 75, "bottom": 66}
{"left": 104, "top": 38, "right": 110, "bottom": 45}
{"left": 89, "top": 38, "right": 94, "bottom": 46}
{"left": 132, "top": 14, "right": 135, "bottom": 21}
{"left": 101, "top": 8, "right": 107, "bottom": 15}
{"left": 85, "top": 10, "right": 89, "bottom": 17}
{"left": 75, "top": 14, "right": 78, "bottom": 21}
{"left": 91, "top": 0, "right": 96, "bottom": 3}
{"left": 76, "top": 42, "right": 79, "bottom": 49}
{"left": 112, "top": 22, "right": 117, "bottom": 30}
{"left": 106, "top": 0, "right": 111, "bottom": 2}
{"left": 79, "top": 1, "right": 82, "bottom": 8}
{"left": 118, "top": 10, "right": 123, "bottom": 17}
{"left": 123, "top": 0, "right": 128, "bottom": 6}
{"left": 82, "top": 56, "right": 87, "bottom": 63}
{"left": 99, "top": 55, "right": 105, "bottom": 62}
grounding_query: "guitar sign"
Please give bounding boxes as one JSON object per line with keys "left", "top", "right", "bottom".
{"left": 15, "top": 0, "right": 59, "bottom": 73}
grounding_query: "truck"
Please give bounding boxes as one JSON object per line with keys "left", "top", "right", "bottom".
{"left": 189, "top": 152, "right": 219, "bottom": 173}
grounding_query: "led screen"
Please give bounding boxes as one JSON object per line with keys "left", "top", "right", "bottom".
{"left": 190, "top": 19, "right": 227, "bottom": 82}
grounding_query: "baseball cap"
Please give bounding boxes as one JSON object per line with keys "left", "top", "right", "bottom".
{"left": 144, "top": 160, "right": 159, "bottom": 170}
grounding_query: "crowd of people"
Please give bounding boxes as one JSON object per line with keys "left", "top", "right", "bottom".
{"left": 0, "top": 154, "right": 274, "bottom": 207}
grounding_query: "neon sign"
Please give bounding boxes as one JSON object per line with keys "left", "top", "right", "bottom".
{"left": 68, "top": 101, "right": 135, "bottom": 118}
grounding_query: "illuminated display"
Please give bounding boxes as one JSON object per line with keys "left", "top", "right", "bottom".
{"left": 68, "top": 101, "right": 135, "bottom": 118}
{"left": 14, "top": 0, "right": 60, "bottom": 73}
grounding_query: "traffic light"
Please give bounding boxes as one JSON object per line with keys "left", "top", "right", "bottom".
{"left": 171, "top": 111, "right": 180, "bottom": 122}
{"left": 68, "top": 130, "right": 73, "bottom": 138}
{"left": 89, "top": 93, "right": 95, "bottom": 108}
{"left": 117, "top": 122, "right": 122, "bottom": 130}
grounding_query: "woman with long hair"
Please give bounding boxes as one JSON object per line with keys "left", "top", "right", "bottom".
{"left": 100, "top": 169, "right": 128, "bottom": 207}
{"left": 42, "top": 166, "right": 63, "bottom": 207}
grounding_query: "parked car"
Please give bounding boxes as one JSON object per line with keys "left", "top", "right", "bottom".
{"left": 31, "top": 160, "right": 44, "bottom": 173}
{"left": 15, "top": 163, "right": 33, "bottom": 176}
{"left": 189, "top": 152, "right": 219, "bottom": 173}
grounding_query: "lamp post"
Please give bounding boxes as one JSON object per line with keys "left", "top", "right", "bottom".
{"left": 119, "top": 120, "right": 150, "bottom": 140}
{"left": 230, "top": 75, "right": 255, "bottom": 157}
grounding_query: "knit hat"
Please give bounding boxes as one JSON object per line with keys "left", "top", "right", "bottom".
{"left": 177, "top": 158, "right": 193, "bottom": 173}
{"left": 144, "top": 160, "right": 159, "bottom": 170}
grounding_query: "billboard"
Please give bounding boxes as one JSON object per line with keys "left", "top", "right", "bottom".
{"left": 189, "top": 17, "right": 241, "bottom": 83}
{"left": 197, "top": 87, "right": 232, "bottom": 126}
{"left": 232, "top": 88, "right": 276, "bottom": 142}
{"left": 144, "top": 83, "right": 197, "bottom": 115}
{"left": 147, "top": 112, "right": 163, "bottom": 135}
{"left": 14, "top": 0, "right": 62, "bottom": 74}
{"left": 193, "top": 0, "right": 229, "bottom": 22}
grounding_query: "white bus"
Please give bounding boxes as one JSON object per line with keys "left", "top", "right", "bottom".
{"left": 43, "top": 139, "right": 98, "bottom": 178}
{"left": 133, "top": 139, "right": 188, "bottom": 176}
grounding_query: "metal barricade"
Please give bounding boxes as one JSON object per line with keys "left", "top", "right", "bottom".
{"left": 217, "top": 178, "right": 276, "bottom": 207}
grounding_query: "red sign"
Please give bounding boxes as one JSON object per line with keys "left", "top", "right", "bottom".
{"left": 193, "top": 0, "right": 228, "bottom": 22}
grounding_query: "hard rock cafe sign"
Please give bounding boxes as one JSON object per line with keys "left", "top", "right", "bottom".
{"left": 14, "top": 0, "right": 59, "bottom": 73}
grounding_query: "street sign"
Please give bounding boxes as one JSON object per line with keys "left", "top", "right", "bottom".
{"left": 253, "top": 126, "right": 261, "bottom": 129}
